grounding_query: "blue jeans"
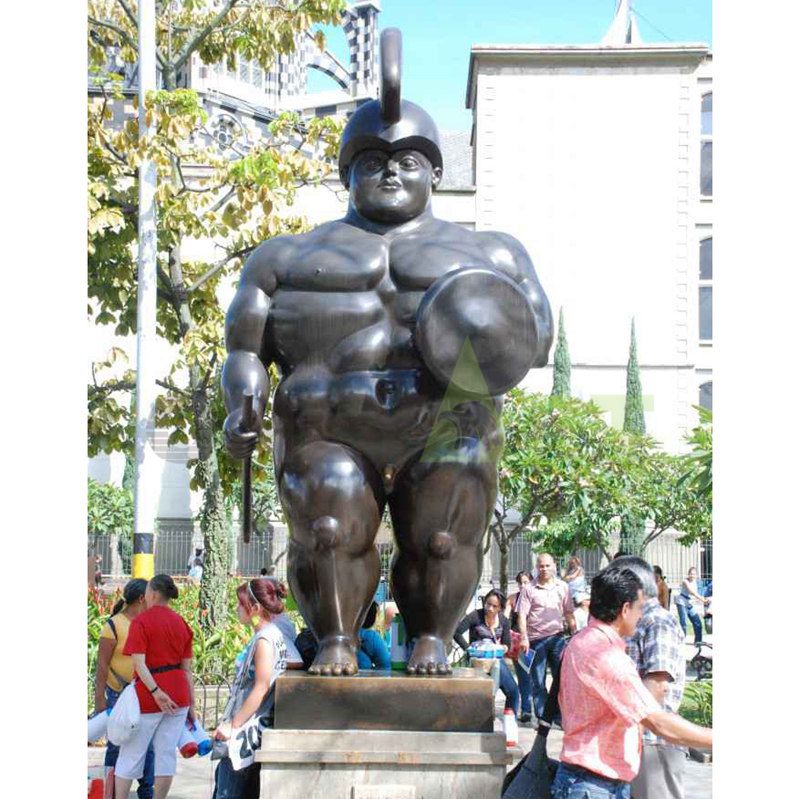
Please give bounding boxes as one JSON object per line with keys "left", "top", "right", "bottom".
{"left": 551, "top": 762, "right": 631, "bottom": 799}
{"left": 676, "top": 601, "right": 703, "bottom": 642}
{"left": 212, "top": 757, "right": 260, "bottom": 799}
{"left": 530, "top": 633, "right": 567, "bottom": 722}
{"left": 498, "top": 659, "right": 521, "bottom": 715}
{"left": 514, "top": 658, "right": 532, "bottom": 715}
{"left": 104, "top": 687, "right": 155, "bottom": 799}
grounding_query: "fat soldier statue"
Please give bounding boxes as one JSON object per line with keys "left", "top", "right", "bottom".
{"left": 222, "top": 29, "right": 553, "bottom": 676}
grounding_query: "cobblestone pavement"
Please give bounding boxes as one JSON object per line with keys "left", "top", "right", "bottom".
{"left": 98, "top": 720, "right": 711, "bottom": 799}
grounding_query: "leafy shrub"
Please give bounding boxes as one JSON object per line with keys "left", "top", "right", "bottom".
{"left": 679, "top": 679, "right": 712, "bottom": 727}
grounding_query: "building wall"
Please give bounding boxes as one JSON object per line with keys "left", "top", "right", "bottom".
{"left": 472, "top": 51, "right": 711, "bottom": 448}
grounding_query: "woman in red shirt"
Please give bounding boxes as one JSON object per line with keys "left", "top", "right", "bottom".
{"left": 114, "top": 574, "right": 194, "bottom": 799}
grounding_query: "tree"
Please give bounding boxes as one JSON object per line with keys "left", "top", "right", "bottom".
{"left": 550, "top": 307, "right": 571, "bottom": 398}
{"left": 623, "top": 318, "right": 645, "bottom": 434}
{"left": 620, "top": 317, "right": 647, "bottom": 553}
{"left": 489, "top": 390, "right": 655, "bottom": 593}
{"left": 489, "top": 389, "right": 710, "bottom": 591}
{"left": 680, "top": 406, "right": 712, "bottom": 503}
{"left": 87, "top": 1, "right": 345, "bottom": 629}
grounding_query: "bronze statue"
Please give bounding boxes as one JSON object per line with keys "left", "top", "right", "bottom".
{"left": 222, "top": 29, "right": 553, "bottom": 676}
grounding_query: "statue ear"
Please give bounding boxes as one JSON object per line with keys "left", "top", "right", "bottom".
{"left": 431, "top": 166, "right": 443, "bottom": 189}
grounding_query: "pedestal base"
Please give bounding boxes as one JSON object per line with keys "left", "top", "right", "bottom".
{"left": 256, "top": 729, "right": 511, "bottom": 799}
{"left": 274, "top": 668, "right": 494, "bottom": 732}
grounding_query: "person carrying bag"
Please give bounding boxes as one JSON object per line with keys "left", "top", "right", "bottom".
{"left": 211, "top": 578, "right": 289, "bottom": 799}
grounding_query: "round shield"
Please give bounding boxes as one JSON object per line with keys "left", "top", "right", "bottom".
{"left": 416, "top": 267, "right": 539, "bottom": 396}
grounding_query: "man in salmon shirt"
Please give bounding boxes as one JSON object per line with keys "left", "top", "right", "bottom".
{"left": 517, "top": 552, "right": 576, "bottom": 724}
{"left": 553, "top": 564, "right": 711, "bottom": 799}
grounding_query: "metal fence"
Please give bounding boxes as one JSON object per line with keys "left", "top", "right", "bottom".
{"left": 489, "top": 532, "right": 712, "bottom": 589}
{"left": 155, "top": 524, "right": 196, "bottom": 575}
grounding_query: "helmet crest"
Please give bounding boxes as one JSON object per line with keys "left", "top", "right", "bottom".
{"left": 338, "top": 28, "right": 443, "bottom": 188}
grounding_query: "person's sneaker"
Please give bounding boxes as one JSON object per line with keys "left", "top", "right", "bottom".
{"left": 518, "top": 712, "right": 532, "bottom": 724}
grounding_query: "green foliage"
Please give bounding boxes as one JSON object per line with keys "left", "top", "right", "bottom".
{"left": 620, "top": 319, "right": 646, "bottom": 552}
{"left": 551, "top": 308, "right": 571, "bottom": 398}
{"left": 492, "top": 390, "right": 713, "bottom": 578}
{"left": 680, "top": 407, "right": 712, "bottom": 502}
{"left": 680, "top": 680, "right": 712, "bottom": 727}
{"left": 88, "top": 478, "right": 134, "bottom": 536}
{"left": 623, "top": 318, "right": 645, "bottom": 435}
{"left": 87, "top": 4, "right": 346, "bottom": 626}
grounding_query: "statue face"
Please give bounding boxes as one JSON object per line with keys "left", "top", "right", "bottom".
{"left": 349, "top": 148, "right": 442, "bottom": 223}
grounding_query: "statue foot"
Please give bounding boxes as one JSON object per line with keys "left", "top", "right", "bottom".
{"left": 308, "top": 635, "right": 359, "bottom": 677}
{"left": 406, "top": 634, "right": 451, "bottom": 676}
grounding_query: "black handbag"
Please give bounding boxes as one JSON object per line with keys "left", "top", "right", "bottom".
{"left": 501, "top": 670, "right": 561, "bottom": 799}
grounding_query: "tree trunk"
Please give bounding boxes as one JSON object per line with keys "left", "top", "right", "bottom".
{"left": 499, "top": 543, "right": 509, "bottom": 596}
{"left": 193, "top": 374, "right": 230, "bottom": 632}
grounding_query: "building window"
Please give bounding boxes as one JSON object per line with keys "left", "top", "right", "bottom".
{"left": 700, "top": 93, "right": 712, "bottom": 196}
{"left": 699, "top": 380, "right": 712, "bottom": 411}
{"left": 699, "top": 237, "right": 712, "bottom": 342}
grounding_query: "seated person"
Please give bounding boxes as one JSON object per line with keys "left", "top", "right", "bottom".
{"left": 453, "top": 589, "right": 520, "bottom": 717}
{"left": 357, "top": 601, "right": 391, "bottom": 670}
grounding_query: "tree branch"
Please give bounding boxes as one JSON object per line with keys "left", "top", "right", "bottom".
{"left": 116, "top": 0, "right": 138, "bottom": 28}
{"left": 170, "top": 0, "right": 241, "bottom": 72}
{"left": 88, "top": 16, "right": 139, "bottom": 52}
{"left": 186, "top": 247, "right": 253, "bottom": 293}
{"left": 207, "top": 186, "right": 236, "bottom": 215}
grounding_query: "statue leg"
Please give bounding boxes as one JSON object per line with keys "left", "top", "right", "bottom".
{"left": 389, "top": 444, "right": 497, "bottom": 675}
{"left": 279, "top": 440, "right": 384, "bottom": 676}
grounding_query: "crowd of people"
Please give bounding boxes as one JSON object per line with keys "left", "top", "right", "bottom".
{"left": 92, "top": 554, "right": 709, "bottom": 799}
{"left": 450, "top": 555, "right": 712, "bottom": 798}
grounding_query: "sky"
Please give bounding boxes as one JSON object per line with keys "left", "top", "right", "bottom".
{"left": 308, "top": 0, "right": 712, "bottom": 131}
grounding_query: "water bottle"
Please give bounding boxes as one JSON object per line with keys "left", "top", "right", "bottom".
{"left": 390, "top": 614, "right": 408, "bottom": 670}
{"left": 178, "top": 724, "right": 198, "bottom": 758}
{"left": 188, "top": 719, "right": 212, "bottom": 756}
{"left": 503, "top": 708, "right": 518, "bottom": 748}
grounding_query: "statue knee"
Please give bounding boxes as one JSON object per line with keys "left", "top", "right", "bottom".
{"left": 427, "top": 530, "right": 455, "bottom": 559}
{"left": 311, "top": 515, "right": 342, "bottom": 551}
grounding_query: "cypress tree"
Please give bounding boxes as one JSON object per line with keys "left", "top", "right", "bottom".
{"left": 620, "top": 318, "right": 646, "bottom": 553}
{"left": 623, "top": 318, "right": 645, "bottom": 434}
{"left": 551, "top": 308, "right": 571, "bottom": 398}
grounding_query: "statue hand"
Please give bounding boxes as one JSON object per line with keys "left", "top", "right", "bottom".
{"left": 223, "top": 408, "right": 259, "bottom": 459}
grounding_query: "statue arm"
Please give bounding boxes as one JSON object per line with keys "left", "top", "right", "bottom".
{"left": 221, "top": 245, "right": 276, "bottom": 452}
{"left": 481, "top": 232, "right": 554, "bottom": 367}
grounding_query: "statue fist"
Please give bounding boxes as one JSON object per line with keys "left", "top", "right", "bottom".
{"left": 223, "top": 408, "right": 260, "bottom": 460}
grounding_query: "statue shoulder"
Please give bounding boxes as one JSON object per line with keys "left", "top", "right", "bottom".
{"left": 477, "top": 230, "right": 532, "bottom": 266}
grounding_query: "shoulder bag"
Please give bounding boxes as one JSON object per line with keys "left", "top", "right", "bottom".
{"left": 501, "top": 670, "right": 561, "bottom": 799}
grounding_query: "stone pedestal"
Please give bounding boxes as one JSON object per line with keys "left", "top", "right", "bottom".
{"left": 274, "top": 668, "right": 494, "bottom": 733}
{"left": 256, "top": 728, "right": 511, "bottom": 799}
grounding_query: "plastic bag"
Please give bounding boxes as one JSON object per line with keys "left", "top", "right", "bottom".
{"left": 107, "top": 683, "right": 140, "bottom": 746}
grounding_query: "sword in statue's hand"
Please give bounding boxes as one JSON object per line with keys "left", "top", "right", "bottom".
{"left": 241, "top": 391, "right": 255, "bottom": 543}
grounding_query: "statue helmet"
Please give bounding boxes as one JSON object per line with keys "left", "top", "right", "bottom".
{"left": 338, "top": 28, "right": 443, "bottom": 188}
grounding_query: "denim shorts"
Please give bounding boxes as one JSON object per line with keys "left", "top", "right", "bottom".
{"left": 552, "top": 762, "right": 631, "bottom": 799}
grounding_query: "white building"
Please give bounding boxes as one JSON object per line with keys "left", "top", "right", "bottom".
{"left": 468, "top": 1, "right": 712, "bottom": 582}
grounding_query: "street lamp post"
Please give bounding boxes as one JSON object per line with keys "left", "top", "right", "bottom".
{"left": 132, "top": 0, "right": 158, "bottom": 579}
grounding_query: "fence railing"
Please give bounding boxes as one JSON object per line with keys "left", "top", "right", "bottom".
{"left": 489, "top": 532, "right": 712, "bottom": 588}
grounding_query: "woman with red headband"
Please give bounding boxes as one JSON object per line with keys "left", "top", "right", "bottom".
{"left": 212, "top": 577, "right": 289, "bottom": 799}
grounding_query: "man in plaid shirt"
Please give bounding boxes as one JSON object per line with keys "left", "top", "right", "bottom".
{"left": 616, "top": 557, "right": 687, "bottom": 799}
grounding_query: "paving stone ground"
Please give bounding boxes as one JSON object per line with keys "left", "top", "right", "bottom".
{"left": 99, "top": 710, "right": 711, "bottom": 799}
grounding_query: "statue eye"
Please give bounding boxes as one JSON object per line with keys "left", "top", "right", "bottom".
{"left": 400, "top": 156, "right": 419, "bottom": 169}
